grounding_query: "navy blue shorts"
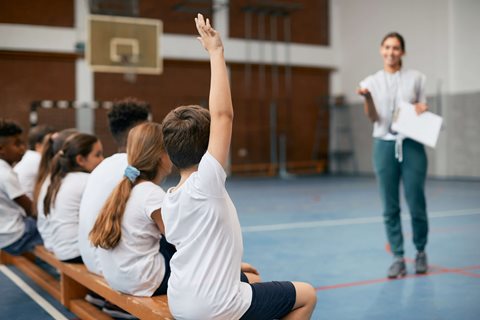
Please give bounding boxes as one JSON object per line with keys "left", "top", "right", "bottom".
{"left": 240, "top": 271, "right": 249, "bottom": 283}
{"left": 2, "top": 217, "right": 43, "bottom": 256}
{"left": 240, "top": 281, "right": 296, "bottom": 320}
{"left": 152, "top": 236, "right": 176, "bottom": 296}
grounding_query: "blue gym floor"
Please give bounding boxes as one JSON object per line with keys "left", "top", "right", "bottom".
{"left": 1, "top": 175, "right": 479, "bottom": 319}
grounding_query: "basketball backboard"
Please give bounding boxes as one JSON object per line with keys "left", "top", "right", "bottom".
{"left": 87, "top": 14, "right": 162, "bottom": 74}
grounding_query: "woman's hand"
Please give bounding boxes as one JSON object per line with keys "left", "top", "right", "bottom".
{"left": 414, "top": 103, "right": 428, "bottom": 115}
{"left": 357, "top": 87, "right": 371, "bottom": 97}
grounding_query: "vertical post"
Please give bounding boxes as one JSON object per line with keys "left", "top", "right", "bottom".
{"left": 279, "top": 13, "right": 293, "bottom": 179}
{"left": 75, "top": 0, "right": 94, "bottom": 134}
{"left": 270, "top": 12, "right": 279, "bottom": 175}
{"left": 0, "top": 250, "right": 14, "bottom": 265}
{"left": 61, "top": 273, "right": 88, "bottom": 308}
{"left": 244, "top": 8, "right": 252, "bottom": 92}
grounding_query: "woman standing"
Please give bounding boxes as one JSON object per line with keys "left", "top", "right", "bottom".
{"left": 357, "top": 32, "right": 429, "bottom": 278}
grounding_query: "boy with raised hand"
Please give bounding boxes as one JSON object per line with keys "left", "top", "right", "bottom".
{"left": 0, "top": 119, "right": 43, "bottom": 255}
{"left": 161, "top": 14, "right": 316, "bottom": 319}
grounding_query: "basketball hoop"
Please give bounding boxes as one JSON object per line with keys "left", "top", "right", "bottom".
{"left": 87, "top": 15, "right": 162, "bottom": 75}
{"left": 120, "top": 54, "right": 138, "bottom": 83}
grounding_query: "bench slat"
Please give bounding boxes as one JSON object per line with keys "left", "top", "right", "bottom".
{"left": 9, "top": 255, "right": 61, "bottom": 301}
{"left": 33, "top": 246, "right": 63, "bottom": 269}
{"left": 2, "top": 247, "right": 174, "bottom": 320}
{"left": 70, "top": 299, "right": 113, "bottom": 320}
{"left": 61, "top": 263, "right": 174, "bottom": 319}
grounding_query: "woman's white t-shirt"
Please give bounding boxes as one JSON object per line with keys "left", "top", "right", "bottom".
{"left": 97, "top": 181, "right": 166, "bottom": 297}
{"left": 360, "top": 69, "right": 427, "bottom": 140}
{"left": 162, "top": 152, "right": 252, "bottom": 320}
{"left": 37, "top": 172, "right": 89, "bottom": 260}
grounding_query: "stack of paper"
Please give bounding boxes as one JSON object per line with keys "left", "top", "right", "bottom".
{"left": 391, "top": 102, "right": 443, "bottom": 148}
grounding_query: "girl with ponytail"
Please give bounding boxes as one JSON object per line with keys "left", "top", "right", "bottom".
{"left": 37, "top": 133, "right": 103, "bottom": 262}
{"left": 33, "top": 128, "right": 77, "bottom": 215}
{"left": 89, "top": 122, "right": 174, "bottom": 297}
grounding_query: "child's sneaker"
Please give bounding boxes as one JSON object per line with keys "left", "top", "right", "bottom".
{"left": 84, "top": 292, "right": 105, "bottom": 308}
{"left": 102, "top": 301, "right": 137, "bottom": 319}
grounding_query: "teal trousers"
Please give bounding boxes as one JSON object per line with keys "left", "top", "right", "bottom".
{"left": 373, "top": 138, "right": 429, "bottom": 257}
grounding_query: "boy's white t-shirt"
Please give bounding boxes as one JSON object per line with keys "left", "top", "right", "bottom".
{"left": 13, "top": 150, "right": 41, "bottom": 199}
{"left": 97, "top": 182, "right": 166, "bottom": 297}
{"left": 0, "top": 159, "right": 26, "bottom": 248}
{"left": 163, "top": 152, "right": 252, "bottom": 320}
{"left": 359, "top": 69, "right": 427, "bottom": 140}
{"left": 37, "top": 172, "right": 89, "bottom": 260}
{"left": 78, "top": 153, "right": 127, "bottom": 275}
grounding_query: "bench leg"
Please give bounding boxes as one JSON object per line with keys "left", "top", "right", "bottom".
{"left": 61, "top": 273, "right": 88, "bottom": 308}
{"left": 0, "top": 250, "right": 14, "bottom": 265}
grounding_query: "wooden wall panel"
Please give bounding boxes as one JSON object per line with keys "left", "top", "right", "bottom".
{"left": 229, "top": 0, "right": 329, "bottom": 45}
{"left": 139, "top": 0, "right": 212, "bottom": 35}
{"left": 95, "top": 60, "right": 329, "bottom": 172}
{"left": 0, "top": 0, "right": 74, "bottom": 27}
{"left": 0, "top": 51, "right": 76, "bottom": 142}
{"left": 94, "top": 60, "right": 211, "bottom": 156}
{"left": 230, "top": 63, "right": 330, "bottom": 174}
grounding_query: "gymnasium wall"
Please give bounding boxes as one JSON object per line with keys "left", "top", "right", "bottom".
{"left": 2, "top": 0, "right": 476, "bottom": 178}
{"left": 332, "top": 0, "right": 480, "bottom": 178}
{"left": 0, "top": 0, "right": 332, "bottom": 175}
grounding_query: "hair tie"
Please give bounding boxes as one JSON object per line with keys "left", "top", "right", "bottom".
{"left": 124, "top": 165, "right": 140, "bottom": 183}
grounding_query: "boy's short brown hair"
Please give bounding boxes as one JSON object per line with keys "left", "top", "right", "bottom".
{"left": 162, "top": 105, "right": 210, "bottom": 169}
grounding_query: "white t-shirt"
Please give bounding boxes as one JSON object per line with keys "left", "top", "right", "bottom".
{"left": 13, "top": 150, "right": 41, "bottom": 200}
{"left": 360, "top": 69, "right": 426, "bottom": 140}
{"left": 163, "top": 152, "right": 252, "bottom": 320}
{"left": 78, "top": 153, "right": 127, "bottom": 275}
{"left": 37, "top": 172, "right": 89, "bottom": 260}
{"left": 97, "top": 182, "right": 166, "bottom": 297}
{"left": 0, "top": 159, "right": 26, "bottom": 248}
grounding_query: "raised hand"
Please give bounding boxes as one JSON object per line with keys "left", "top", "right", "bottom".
{"left": 195, "top": 13, "right": 223, "bottom": 53}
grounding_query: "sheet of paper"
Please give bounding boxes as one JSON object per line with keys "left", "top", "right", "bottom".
{"left": 391, "top": 102, "right": 443, "bottom": 148}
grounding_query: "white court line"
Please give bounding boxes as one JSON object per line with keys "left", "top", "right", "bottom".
{"left": 0, "top": 265, "right": 68, "bottom": 320}
{"left": 242, "top": 208, "right": 480, "bottom": 233}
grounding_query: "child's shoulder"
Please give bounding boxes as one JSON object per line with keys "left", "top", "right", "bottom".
{"left": 134, "top": 181, "right": 165, "bottom": 197}
{"left": 0, "top": 159, "right": 16, "bottom": 182}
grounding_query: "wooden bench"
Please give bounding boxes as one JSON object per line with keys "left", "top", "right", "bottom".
{"left": 61, "top": 263, "right": 172, "bottom": 320}
{"left": 1, "top": 247, "right": 174, "bottom": 320}
{"left": 1, "top": 248, "right": 61, "bottom": 301}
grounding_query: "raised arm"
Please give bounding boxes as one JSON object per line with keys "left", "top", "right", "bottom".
{"left": 357, "top": 88, "right": 379, "bottom": 122}
{"left": 195, "top": 14, "right": 233, "bottom": 168}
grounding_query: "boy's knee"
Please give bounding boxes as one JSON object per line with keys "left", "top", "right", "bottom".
{"left": 305, "top": 283, "right": 317, "bottom": 305}
{"left": 294, "top": 282, "right": 317, "bottom": 306}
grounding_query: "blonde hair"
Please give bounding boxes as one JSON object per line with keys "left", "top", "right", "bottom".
{"left": 89, "top": 122, "right": 166, "bottom": 249}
